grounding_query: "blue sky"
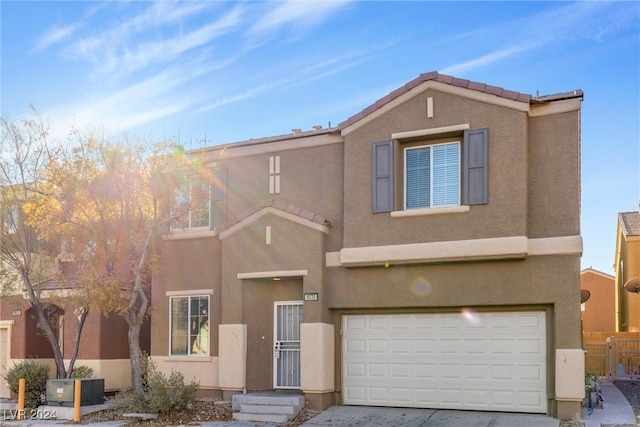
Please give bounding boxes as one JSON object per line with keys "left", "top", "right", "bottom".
{"left": 1, "top": 1, "right": 638, "bottom": 275}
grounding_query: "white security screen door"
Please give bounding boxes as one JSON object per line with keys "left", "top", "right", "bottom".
{"left": 274, "top": 301, "right": 303, "bottom": 389}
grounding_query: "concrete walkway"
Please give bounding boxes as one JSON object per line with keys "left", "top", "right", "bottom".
{"left": 580, "top": 380, "right": 637, "bottom": 427}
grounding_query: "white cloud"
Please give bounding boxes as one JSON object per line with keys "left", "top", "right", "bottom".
{"left": 441, "top": 44, "right": 534, "bottom": 76}
{"left": 31, "top": 24, "right": 77, "bottom": 53}
{"left": 64, "top": 2, "right": 242, "bottom": 79}
{"left": 249, "top": 0, "right": 352, "bottom": 36}
{"left": 441, "top": 2, "right": 636, "bottom": 76}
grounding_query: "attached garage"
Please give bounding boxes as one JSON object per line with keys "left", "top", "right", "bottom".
{"left": 342, "top": 311, "right": 547, "bottom": 413}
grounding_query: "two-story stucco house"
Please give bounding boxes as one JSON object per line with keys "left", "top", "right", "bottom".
{"left": 150, "top": 72, "right": 584, "bottom": 419}
{"left": 615, "top": 209, "right": 640, "bottom": 331}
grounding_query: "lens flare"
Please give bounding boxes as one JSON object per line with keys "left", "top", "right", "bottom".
{"left": 411, "top": 277, "right": 432, "bottom": 296}
{"left": 461, "top": 308, "right": 482, "bottom": 326}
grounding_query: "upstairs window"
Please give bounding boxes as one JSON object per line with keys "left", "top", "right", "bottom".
{"left": 171, "top": 169, "right": 227, "bottom": 231}
{"left": 372, "top": 128, "right": 488, "bottom": 213}
{"left": 405, "top": 142, "right": 460, "bottom": 209}
{"left": 172, "top": 175, "right": 210, "bottom": 230}
{"left": 2, "top": 205, "right": 19, "bottom": 234}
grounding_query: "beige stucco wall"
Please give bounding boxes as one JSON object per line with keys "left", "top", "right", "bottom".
{"left": 5, "top": 358, "right": 131, "bottom": 391}
{"left": 301, "top": 323, "right": 334, "bottom": 393}
{"left": 218, "top": 324, "right": 246, "bottom": 391}
{"left": 580, "top": 270, "right": 616, "bottom": 332}
{"left": 220, "top": 212, "right": 327, "bottom": 325}
{"left": 527, "top": 108, "right": 581, "bottom": 238}
{"left": 617, "top": 231, "right": 640, "bottom": 331}
{"left": 342, "top": 89, "right": 529, "bottom": 247}
{"left": 151, "top": 236, "right": 222, "bottom": 357}
{"left": 152, "top": 356, "right": 218, "bottom": 390}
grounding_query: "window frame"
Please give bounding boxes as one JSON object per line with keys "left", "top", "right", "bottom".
{"left": 169, "top": 294, "right": 210, "bottom": 357}
{"left": 171, "top": 175, "right": 211, "bottom": 231}
{"left": 403, "top": 140, "right": 461, "bottom": 211}
{"left": 3, "top": 204, "right": 19, "bottom": 234}
{"left": 372, "top": 126, "right": 488, "bottom": 215}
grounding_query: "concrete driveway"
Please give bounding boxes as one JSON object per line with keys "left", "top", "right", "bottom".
{"left": 300, "top": 406, "right": 559, "bottom": 427}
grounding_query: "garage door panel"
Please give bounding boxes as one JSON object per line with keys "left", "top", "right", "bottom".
{"left": 392, "top": 363, "right": 411, "bottom": 377}
{"left": 519, "top": 338, "right": 544, "bottom": 353}
{"left": 369, "top": 339, "right": 387, "bottom": 353}
{"left": 518, "top": 364, "right": 544, "bottom": 381}
{"left": 368, "top": 317, "right": 388, "bottom": 329}
{"left": 343, "top": 312, "right": 547, "bottom": 413}
{"left": 415, "top": 338, "right": 437, "bottom": 353}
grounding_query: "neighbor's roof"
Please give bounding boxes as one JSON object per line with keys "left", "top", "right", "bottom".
{"left": 338, "top": 71, "right": 583, "bottom": 130}
{"left": 620, "top": 211, "right": 640, "bottom": 236}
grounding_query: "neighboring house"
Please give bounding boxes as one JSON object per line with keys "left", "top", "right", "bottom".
{"left": 150, "top": 71, "right": 584, "bottom": 419}
{"left": 0, "top": 208, "right": 146, "bottom": 398}
{"left": 615, "top": 209, "right": 640, "bottom": 331}
{"left": 580, "top": 268, "right": 615, "bottom": 332}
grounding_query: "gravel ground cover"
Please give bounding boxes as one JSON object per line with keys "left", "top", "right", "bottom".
{"left": 79, "top": 399, "right": 319, "bottom": 426}
{"left": 78, "top": 382, "right": 640, "bottom": 427}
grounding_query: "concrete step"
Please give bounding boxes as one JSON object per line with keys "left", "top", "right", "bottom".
{"left": 233, "top": 411, "right": 289, "bottom": 423}
{"left": 232, "top": 393, "right": 304, "bottom": 410}
{"left": 232, "top": 392, "right": 305, "bottom": 423}
{"left": 239, "top": 403, "right": 297, "bottom": 415}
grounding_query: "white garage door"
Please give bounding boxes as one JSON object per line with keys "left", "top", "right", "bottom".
{"left": 343, "top": 312, "right": 547, "bottom": 413}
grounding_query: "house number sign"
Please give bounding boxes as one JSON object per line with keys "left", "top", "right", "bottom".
{"left": 303, "top": 293, "right": 318, "bottom": 301}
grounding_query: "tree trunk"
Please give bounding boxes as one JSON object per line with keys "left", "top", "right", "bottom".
{"left": 65, "top": 308, "right": 89, "bottom": 378}
{"left": 127, "top": 317, "right": 143, "bottom": 394}
{"left": 20, "top": 269, "right": 67, "bottom": 379}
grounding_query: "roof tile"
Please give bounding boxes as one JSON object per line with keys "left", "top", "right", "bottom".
{"left": 620, "top": 211, "right": 640, "bottom": 236}
{"left": 436, "top": 74, "right": 453, "bottom": 84}
{"left": 451, "top": 77, "right": 470, "bottom": 88}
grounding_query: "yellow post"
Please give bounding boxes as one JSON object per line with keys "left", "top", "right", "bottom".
{"left": 73, "top": 379, "right": 81, "bottom": 422}
{"left": 17, "top": 378, "right": 25, "bottom": 420}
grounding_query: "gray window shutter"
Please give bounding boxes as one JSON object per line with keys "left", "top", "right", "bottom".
{"left": 463, "top": 128, "right": 488, "bottom": 205}
{"left": 211, "top": 169, "right": 227, "bottom": 230}
{"left": 372, "top": 141, "right": 393, "bottom": 212}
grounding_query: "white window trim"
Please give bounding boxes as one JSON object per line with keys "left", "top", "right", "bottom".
{"left": 169, "top": 294, "right": 210, "bottom": 357}
{"left": 391, "top": 205, "right": 469, "bottom": 218}
{"left": 166, "top": 289, "right": 214, "bottom": 297}
{"left": 269, "top": 155, "right": 281, "bottom": 194}
{"left": 403, "top": 141, "right": 461, "bottom": 210}
{"left": 171, "top": 176, "right": 211, "bottom": 231}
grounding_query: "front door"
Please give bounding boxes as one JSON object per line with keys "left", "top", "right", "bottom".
{"left": 273, "top": 301, "right": 303, "bottom": 389}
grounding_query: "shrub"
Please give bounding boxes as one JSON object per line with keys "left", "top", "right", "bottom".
{"left": 70, "top": 365, "right": 94, "bottom": 379}
{"left": 143, "top": 369, "right": 199, "bottom": 414}
{"left": 2, "top": 360, "right": 50, "bottom": 408}
{"left": 113, "top": 355, "right": 199, "bottom": 414}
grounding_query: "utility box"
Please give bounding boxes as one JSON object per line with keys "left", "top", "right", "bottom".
{"left": 46, "top": 378, "right": 105, "bottom": 407}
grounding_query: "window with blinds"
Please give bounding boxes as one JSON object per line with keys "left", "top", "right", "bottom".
{"left": 405, "top": 142, "right": 460, "bottom": 209}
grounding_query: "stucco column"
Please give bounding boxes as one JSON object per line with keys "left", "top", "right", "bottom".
{"left": 218, "top": 324, "right": 246, "bottom": 391}
{"left": 301, "top": 323, "right": 334, "bottom": 410}
{"left": 555, "top": 349, "right": 585, "bottom": 420}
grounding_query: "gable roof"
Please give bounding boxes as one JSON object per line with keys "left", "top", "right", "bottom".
{"left": 338, "top": 71, "right": 583, "bottom": 130}
{"left": 217, "top": 199, "right": 331, "bottom": 240}
{"left": 619, "top": 211, "right": 640, "bottom": 236}
{"left": 581, "top": 267, "right": 614, "bottom": 280}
